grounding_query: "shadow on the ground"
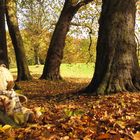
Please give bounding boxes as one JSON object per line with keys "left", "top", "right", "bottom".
{"left": 16, "top": 78, "right": 91, "bottom": 101}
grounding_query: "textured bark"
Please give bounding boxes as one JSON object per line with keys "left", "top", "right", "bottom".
{"left": 0, "top": 0, "right": 9, "bottom": 67}
{"left": 85, "top": 0, "right": 140, "bottom": 95}
{"left": 5, "top": 0, "right": 32, "bottom": 81}
{"left": 40, "top": 1, "right": 76, "bottom": 80}
{"left": 40, "top": 0, "right": 91, "bottom": 80}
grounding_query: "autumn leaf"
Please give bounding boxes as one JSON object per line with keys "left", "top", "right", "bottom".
{"left": 133, "top": 132, "right": 140, "bottom": 140}
{"left": 115, "top": 121, "right": 126, "bottom": 129}
{"left": 13, "top": 112, "right": 25, "bottom": 125}
{"left": 96, "top": 133, "right": 111, "bottom": 139}
{"left": 2, "top": 125, "right": 12, "bottom": 131}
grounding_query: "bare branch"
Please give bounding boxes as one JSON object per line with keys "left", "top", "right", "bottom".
{"left": 71, "top": 16, "right": 96, "bottom": 63}
{"left": 135, "top": 33, "right": 140, "bottom": 57}
{"left": 72, "top": 0, "right": 94, "bottom": 9}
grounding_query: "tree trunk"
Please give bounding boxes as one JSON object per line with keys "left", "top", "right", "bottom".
{"left": 0, "top": 0, "right": 9, "bottom": 67}
{"left": 85, "top": 0, "right": 140, "bottom": 95}
{"left": 34, "top": 45, "right": 40, "bottom": 65}
{"left": 40, "top": 0, "right": 91, "bottom": 80}
{"left": 5, "top": 0, "right": 32, "bottom": 81}
{"left": 40, "top": 1, "right": 76, "bottom": 80}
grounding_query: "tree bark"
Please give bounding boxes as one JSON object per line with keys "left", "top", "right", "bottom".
{"left": 85, "top": 0, "right": 140, "bottom": 95}
{"left": 40, "top": 1, "right": 77, "bottom": 80}
{"left": 40, "top": 0, "right": 92, "bottom": 80}
{"left": 34, "top": 45, "right": 40, "bottom": 65}
{"left": 0, "top": 0, "right": 9, "bottom": 67}
{"left": 5, "top": 0, "right": 32, "bottom": 81}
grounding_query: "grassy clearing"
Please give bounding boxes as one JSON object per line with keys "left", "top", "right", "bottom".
{"left": 10, "top": 63, "right": 94, "bottom": 78}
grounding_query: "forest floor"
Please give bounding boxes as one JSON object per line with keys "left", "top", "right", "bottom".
{"left": 0, "top": 77, "right": 140, "bottom": 140}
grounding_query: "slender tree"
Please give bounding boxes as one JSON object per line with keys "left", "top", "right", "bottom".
{"left": 85, "top": 0, "right": 140, "bottom": 95}
{"left": 40, "top": 0, "right": 93, "bottom": 80}
{"left": 5, "top": 0, "right": 32, "bottom": 81}
{"left": 0, "top": 0, "right": 9, "bottom": 67}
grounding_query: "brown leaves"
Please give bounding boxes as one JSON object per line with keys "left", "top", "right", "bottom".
{"left": 0, "top": 79, "right": 140, "bottom": 139}
{"left": 96, "top": 133, "right": 111, "bottom": 139}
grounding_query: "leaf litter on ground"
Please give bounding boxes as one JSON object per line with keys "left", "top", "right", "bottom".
{"left": 0, "top": 78, "right": 140, "bottom": 140}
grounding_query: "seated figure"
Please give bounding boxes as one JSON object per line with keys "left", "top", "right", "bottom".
{"left": 0, "top": 64, "right": 14, "bottom": 91}
{"left": 0, "top": 64, "right": 32, "bottom": 125}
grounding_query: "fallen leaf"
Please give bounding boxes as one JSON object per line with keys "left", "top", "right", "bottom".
{"left": 133, "top": 132, "right": 140, "bottom": 140}
{"left": 2, "top": 124, "right": 12, "bottom": 131}
{"left": 96, "top": 133, "right": 111, "bottom": 139}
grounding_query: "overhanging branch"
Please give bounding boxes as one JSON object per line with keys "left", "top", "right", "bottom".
{"left": 72, "top": 0, "right": 94, "bottom": 9}
{"left": 71, "top": 17, "right": 96, "bottom": 63}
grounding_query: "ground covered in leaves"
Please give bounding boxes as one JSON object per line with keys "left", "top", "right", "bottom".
{"left": 0, "top": 78, "right": 140, "bottom": 140}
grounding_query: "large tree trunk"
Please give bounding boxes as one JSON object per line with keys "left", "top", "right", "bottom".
{"left": 40, "top": 0, "right": 92, "bottom": 80}
{"left": 5, "top": 0, "right": 32, "bottom": 81}
{"left": 0, "top": 0, "right": 9, "bottom": 67}
{"left": 85, "top": 0, "right": 140, "bottom": 95}
{"left": 40, "top": 1, "right": 78, "bottom": 80}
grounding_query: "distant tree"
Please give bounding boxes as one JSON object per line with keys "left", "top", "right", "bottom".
{"left": 5, "top": 0, "right": 32, "bottom": 81}
{"left": 40, "top": 0, "right": 93, "bottom": 80}
{"left": 17, "top": 0, "right": 63, "bottom": 65}
{"left": 85, "top": 0, "right": 140, "bottom": 95}
{"left": 0, "top": 0, "right": 9, "bottom": 67}
{"left": 18, "top": 0, "right": 48, "bottom": 65}
{"left": 17, "top": 0, "right": 100, "bottom": 67}
{"left": 63, "top": 37, "right": 96, "bottom": 63}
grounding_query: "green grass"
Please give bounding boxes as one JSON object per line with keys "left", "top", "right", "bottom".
{"left": 10, "top": 63, "right": 95, "bottom": 78}
{"left": 60, "top": 63, "right": 94, "bottom": 78}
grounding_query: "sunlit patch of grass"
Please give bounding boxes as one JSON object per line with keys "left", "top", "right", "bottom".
{"left": 10, "top": 63, "right": 94, "bottom": 78}
{"left": 61, "top": 63, "right": 94, "bottom": 78}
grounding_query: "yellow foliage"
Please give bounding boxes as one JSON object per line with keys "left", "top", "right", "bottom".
{"left": 13, "top": 112, "right": 25, "bottom": 125}
{"left": 2, "top": 125, "right": 12, "bottom": 131}
{"left": 0, "top": 125, "right": 12, "bottom": 133}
